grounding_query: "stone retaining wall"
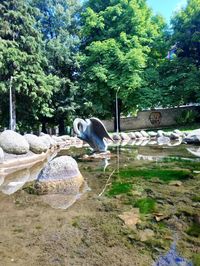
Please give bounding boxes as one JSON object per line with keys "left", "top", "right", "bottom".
{"left": 102, "top": 106, "right": 200, "bottom": 132}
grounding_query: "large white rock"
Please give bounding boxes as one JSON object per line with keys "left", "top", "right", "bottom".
{"left": 170, "top": 132, "right": 180, "bottom": 140}
{"left": 25, "top": 134, "right": 48, "bottom": 154}
{"left": 120, "top": 132, "right": 130, "bottom": 140}
{"left": 112, "top": 133, "right": 121, "bottom": 140}
{"left": 183, "top": 128, "right": 200, "bottom": 144}
{"left": 140, "top": 130, "right": 149, "bottom": 138}
{"left": 128, "top": 132, "right": 136, "bottom": 139}
{"left": 135, "top": 131, "right": 143, "bottom": 139}
{"left": 38, "top": 156, "right": 82, "bottom": 182}
{"left": 36, "top": 156, "right": 84, "bottom": 196}
{"left": 148, "top": 131, "right": 157, "bottom": 138}
{"left": 39, "top": 134, "right": 56, "bottom": 148}
{"left": 157, "top": 130, "right": 165, "bottom": 137}
{"left": 157, "top": 136, "right": 170, "bottom": 145}
{"left": 0, "top": 147, "right": 4, "bottom": 163}
{"left": 0, "top": 130, "right": 29, "bottom": 154}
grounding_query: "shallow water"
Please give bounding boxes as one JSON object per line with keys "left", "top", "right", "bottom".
{"left": 0, "top": 143, "right": 199, "bottom": 266}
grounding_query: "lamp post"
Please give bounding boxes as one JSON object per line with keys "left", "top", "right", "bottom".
{"left": 115, "top": 87, "right": 120, "bottom": 133}
{"left": 9, "top": 75, "right": 16, "bottom": 131}
{"left": 9, "top": 76, "right": 14, "bottom": 130}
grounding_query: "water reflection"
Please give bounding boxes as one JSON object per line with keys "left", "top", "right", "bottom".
{"left": 0, "top": 143, "right": 199, "bottom": 206}
{"left": 187, "top": 146, "right": 200, "bottom": 157}
{"left": 0, "top": 154, "right": 89, "bottom": 209}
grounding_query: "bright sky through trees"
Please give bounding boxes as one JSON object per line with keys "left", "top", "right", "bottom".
{"left": 147, "top": 0, "right": 187, "bottom": 23}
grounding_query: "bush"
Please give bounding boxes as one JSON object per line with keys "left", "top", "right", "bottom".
{"left": 176, "top": 109, "right": 199, "bottom": 125}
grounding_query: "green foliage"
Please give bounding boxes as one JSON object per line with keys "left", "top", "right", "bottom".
{"left": 135, "top": 0, "right": 200, "bottom": 109}
{"left": 118, "top": 168, "right": 191, "bottom": 182}
{"left": 107, "top": 182, "right": 132, "bottom": 197}
{"left": 0, "top": 0, "right": 59, "bottom": 130}
{"left": 171, "top": 0, "right": 200, "bottom": 66}
{"left": 31, "top": 0, "right": 81, "bottom": 133}
{"left": 176, "top": 110, "right": 199, "bottom": 125}
{"left": 134, "top": 198, "right": 156, "bottom": 214}
{"left": 1, "top": 0, "right": 200, "bottom": 130}
{"left": 79, "top": 0, "right": 168, "bottom": 117}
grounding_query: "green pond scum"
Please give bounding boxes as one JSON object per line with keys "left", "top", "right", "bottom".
{"left": 117, "top": 167, "right": 192, "bottom": 182}
{"left": 134, "top": 198, "right": 156, "bottom": 214}
{"left": 106, "top": 182, "right": 132, "bottom": 197}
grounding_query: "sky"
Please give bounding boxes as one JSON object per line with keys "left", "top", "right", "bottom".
{"left": 147, "top": 0, "right": 187, "bottom": 24}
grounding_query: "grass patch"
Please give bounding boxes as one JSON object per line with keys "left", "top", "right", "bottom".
{"left": 119, "top": 168, "right": 191, "bottom": 182}
{"left": 107, "top": 182, "right": 132, "bottom": 197}
{"left": 187, "top": 222, "right": 200, "bottom": 237}
{"left": 134, "top": 198, "right": 156, "bottom": 214}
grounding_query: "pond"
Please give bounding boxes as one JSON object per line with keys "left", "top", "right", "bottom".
{"left": 0, "top": 143, "right": 199, "bottom": 266}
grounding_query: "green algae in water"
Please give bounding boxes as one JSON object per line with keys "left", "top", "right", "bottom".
{"left": 107, "top": 183, "right": 132, "bottom": 197}
{"left": 118, "top": 168, "right": 191, "bottom": 182}
{"left": 134, "top": 198, "right": 156, "bottom": 214}
{"left": 193, "top": 254, "right": 200, "bottom": 266}
{"left": 187, "top": 222, "right": 200, "bottom": 237}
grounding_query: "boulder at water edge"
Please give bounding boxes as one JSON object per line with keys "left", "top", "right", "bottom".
{"left": 0, "top": 130, "right": 29, "bottom": 154}
{"left": 140, "top": 130, "right": 149, "bottom": 138}
{"left": 35, "top": 156, "right": 84, "bottom": 195}
{"left": 0, "top": 147, "right": 4, "bottom": 163}
{"left": 120, "top": 132, "right": 130, "bottom": 140}
{"left": 25, "top": 134, "right": 48, "bottom": 154}
{"left": 183, "top": 129, "right": 200, "bottom": 144}
{"left": 128, "top": 132, "right": 136, "bottom": 139}
{"left": 39, "top": 134, "right": 56, "bottom": 148}
{"left": 112, "top": 133, "right": 121, "bottom": 141}
{"left": 135, "top": 131, "right": 143, "bottom": 139}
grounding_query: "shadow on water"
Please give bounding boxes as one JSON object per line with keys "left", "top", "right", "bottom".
{"left": 0, "top": 143, "right": 199, "bottom": 265}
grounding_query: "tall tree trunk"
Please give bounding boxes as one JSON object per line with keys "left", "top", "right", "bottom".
{"left": 58, "top": 118, "right": 65, "bottom": 135}
{"left": 41, "top": 121, "right": 47, "bottom": 133}
{"left": 9, "top": 76, "right": 16, "bottom": 131}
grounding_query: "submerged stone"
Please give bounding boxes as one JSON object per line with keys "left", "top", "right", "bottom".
{"left": 35, "top": 156, "right": 84, "bottom": 195}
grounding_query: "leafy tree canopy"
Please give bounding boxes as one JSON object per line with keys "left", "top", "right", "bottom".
{"left": 79, "top": 0, "right": 168, "bottom": 118}
{"left": 0, "top": 0, "right": 59, "bottom": 131}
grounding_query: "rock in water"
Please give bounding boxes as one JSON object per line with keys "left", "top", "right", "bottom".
{"left": 0, "top": 147, "right": 4, "bottom": 163}
{"left": 157, "top": 136, "right": 170, "bottom": 145}
{"left": 153, "top": 243, "right": 193, "bottom": 266}
{"left": 0, "top": 130, "right": 29, "bottom": 154}
{"left": 35, "top": 156, "right": 84, "bottom": 195}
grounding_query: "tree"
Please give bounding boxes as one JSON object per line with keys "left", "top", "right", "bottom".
{"left": 79, "top": 0, "right": 168, "bottom": 130}
{"left": 31, "top": 0, "right": 81, "bottom": 134}
{"left": 135, "top": 0, "right": 200, "bottom": 110}
{"left": 0, "top": 0, "right": 59, "bottom": 132}
{"left": 171, "top": 0, "right": 200, "bottom": 66}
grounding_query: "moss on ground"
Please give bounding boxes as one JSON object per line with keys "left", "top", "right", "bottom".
{"left": 134, "top": 198, "right": 156, "bottom": 214}
{"left": 193, "top": 254, "right": 200, "bottom": 266}
{"left": 118, "top": 168, "right": 191, "bottom": 182}
{"left": 187, "top": 222, "right": 200, "bottom": 237}
{"left": 106, "top": 182, "right": 132, "bottom": 196}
